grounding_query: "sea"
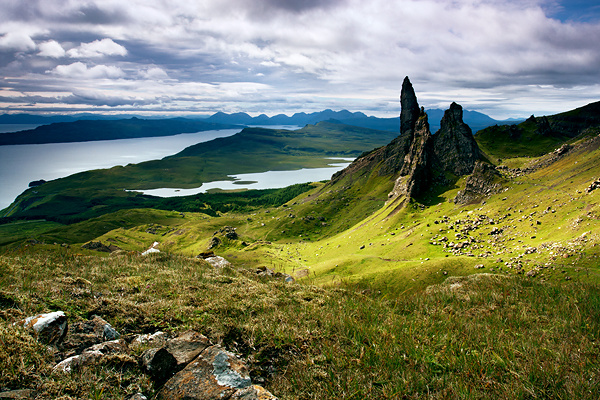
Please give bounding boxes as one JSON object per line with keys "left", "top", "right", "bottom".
{"left": 0, "top": 125, "right": 350, "bottom": 211}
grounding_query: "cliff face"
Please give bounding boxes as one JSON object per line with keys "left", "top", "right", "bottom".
{"left": 389, "top": 110, "right": 434, "bottom": 199}
{"left": 379, "top": 77, "right": 422, "bottom": 176}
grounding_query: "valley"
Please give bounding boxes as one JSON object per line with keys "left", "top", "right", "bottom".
{"left": 1, "top": 78, "right": 599, "bottom": 399}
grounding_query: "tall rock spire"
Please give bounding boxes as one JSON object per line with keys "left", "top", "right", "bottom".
{"left": 379, "top": 77, "right": 421, "bottom": 176}
{"left": 400, "top": 76, "right": 421, "bottom": 138}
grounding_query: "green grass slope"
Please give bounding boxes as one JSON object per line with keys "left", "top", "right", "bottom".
{"left": 1, "top": 248, "right": 598, "bottom": 399}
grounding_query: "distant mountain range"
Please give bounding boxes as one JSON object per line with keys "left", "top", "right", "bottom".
{"left": 204, "top": 108, "right": 520, "bottom": 133}
{"left": 0, "top": 108, "right": 520, "bottom": 146}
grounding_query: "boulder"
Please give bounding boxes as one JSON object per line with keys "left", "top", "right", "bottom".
{"left": 54, "top": 339, "right": 128, "bottom": 373}
{"left": 131, "top": 331, "right": 169, "bottom": 349}
{"left": 231, "top": 385, "right": 279, "bottom": 399}
{"left": 17, "top": 311, "right": 68, "bottom": 345}
{"left": 165, "top": 330, "right": 211, "bottom": 369}
{"left": 205, "top": 256, "right": 232, "bottom": 269}
{"left": 141, "top": 347, "right": 178, "bottom": 383}
{"left": 214, "top": 226, "right": 238, "bottom": 240}
{"left": 158, "top": 345, "right": 252, "bottom": 400}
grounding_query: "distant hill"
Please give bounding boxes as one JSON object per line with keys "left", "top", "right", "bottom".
{"left": 0, "top": 108, "right": 517, "bottom": 145}
{"left": 206, "top": 108, "right": 517, "bottom": 133}
{"left": 0, "top": 118, "right": 242, "bottom": 145}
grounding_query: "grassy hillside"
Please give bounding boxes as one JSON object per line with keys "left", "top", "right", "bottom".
{"left": 1, "top": 249, "right": 599, "bottom": 399}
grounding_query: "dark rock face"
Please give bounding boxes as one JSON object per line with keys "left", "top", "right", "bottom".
{"left": 433, "top": 102, "right": 481, "bottom": 176}
{"left": 400, "top": 76, "right": 421, "bottom": 138}
{"left": 454, "top": 161, "right": 505, "bottom": 205}
{"left": 379, "top": 77, "right": 422, "bottom": 176}
{"left": 385, "top": 80, "right": 483, "bottom": 199}
{"left": 389, "top": 111, "right": 434, "bottom": 199}
{"left": 333, "top": 76, "right": 485, "bottom": 201}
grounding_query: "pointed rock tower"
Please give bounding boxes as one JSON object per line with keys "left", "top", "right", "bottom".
{"left": 433, "top": 102, "right": 481, "bottom": 176}
{"left": 379, "top": 77, "right": 422, "bottom": 176}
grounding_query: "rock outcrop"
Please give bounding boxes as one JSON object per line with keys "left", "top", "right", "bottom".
{"left": 379, "top": 77, "right": 422, "bottom": 176}
{"left": 433, "top": 102, "right": 481, "bottom": 176}
{"left": 327, "top": 77, "right": 486, "bottom": 203}
{"left": 454, "top": 161, "right": 505, "bottom": 205}
{"left": 16, "top": 311, "right": 68, "bottom": 345}
{"left": 388, "top": 110, "right": 434, "bottom": 199}
{"left": 385, "top": 78, "right": 484, "bottom": 200}
{"left": 17, "top": 312, "right": 278, "bottom": 399}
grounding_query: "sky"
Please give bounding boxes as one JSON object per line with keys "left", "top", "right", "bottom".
{"left": 1, "top": 0, "right": 600, "bottom": 119}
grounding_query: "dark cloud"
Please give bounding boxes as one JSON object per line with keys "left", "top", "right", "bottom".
{"left": 261, "top": 0, "right": 345, "bottom": 13}
{"left": 64, "top": 3, "right": 131, "bottom": 25}
{"left": 1, "top": 0, "right": 599, "bottom": 119}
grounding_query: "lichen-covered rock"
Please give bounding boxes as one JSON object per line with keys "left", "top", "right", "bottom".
{"left": 53, "top": 339, "right": 128, "bottom": 373}
{"left": 17, "top": 311, "right": 67, "bottom": 345}
{"left": 231, "top": 385, "right": 278, "bottom": 399}
{"left": 165, "top": 330, "right": 211, "bottom": 368}
{"left": 158, "top": 345, "right": 253, "bottom": 400}
{"left": 131, "top": 331, "right": 169, "bottom": 349}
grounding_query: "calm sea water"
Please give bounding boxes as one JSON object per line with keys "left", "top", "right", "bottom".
{"left": 1, "top": 125, "right": 346, "bottom": 211}
{"left": 0, "top": 128, "right": 243, "bottom": 210}
{"left": 134, "top": 159, "right": 353, "bottom": 197}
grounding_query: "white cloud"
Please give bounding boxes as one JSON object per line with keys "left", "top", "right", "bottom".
{"left": 38, "top": 40, "right": 66, "bottom": 58}
{"left": 0, "top": 32, "right": 36, "bottom": 51}
{"left": 50, "top": 62, "right": 125, "bottom": 79}
{"left": 139, "top": 67, "right": 169, "bottom": 80}
{"left": 67, "top": 38, "right": 127, "bottom": 58}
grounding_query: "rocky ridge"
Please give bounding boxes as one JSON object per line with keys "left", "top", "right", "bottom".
{"left": 379, "top": 77, "right": 486, "bottom": 201}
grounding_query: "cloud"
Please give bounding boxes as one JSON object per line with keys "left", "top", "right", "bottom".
{"left": 139, "top": 67, "right": 169, "bottom": 80}
{"left": 50, "top": 62, "right": 125, "bottom": 79}
{"left": 1, "top": 0, "right": 599, "bottom": 118}
{"left": 37, "top": 40, "right": 65, "bottom": 58}
{"left": 0, "top": 32, "right": 36, "bottom": 52}
{"left": 67, "top": 38, "right": 127, "bottom": 58}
